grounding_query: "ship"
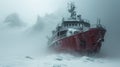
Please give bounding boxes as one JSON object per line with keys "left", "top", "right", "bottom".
{"left": 48, "top": 3, "right": 106, "bottom": 54}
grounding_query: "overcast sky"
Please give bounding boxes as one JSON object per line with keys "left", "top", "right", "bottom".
{"left": 0, "top": 0, "right": 67, "bottom": 24}
{"left": 0, "top": 0, "right": 119, "bottom": 24}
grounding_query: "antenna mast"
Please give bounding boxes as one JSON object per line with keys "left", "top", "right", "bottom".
{"left": 97, "top": 18, "right": 102, "bottom": 28}
{"left": 68, "top": 2, "right": 76, "bottom": 19}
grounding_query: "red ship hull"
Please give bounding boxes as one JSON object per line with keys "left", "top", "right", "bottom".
{"left": 49, "top": 28, "right": 106, "bottom": 54}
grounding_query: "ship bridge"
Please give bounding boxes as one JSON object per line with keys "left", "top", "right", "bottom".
{"left": 62, "top": 19, "right": 90, "bottom": 29}
{"left": 61, "top": 2, "right": 90, "bottom": 30}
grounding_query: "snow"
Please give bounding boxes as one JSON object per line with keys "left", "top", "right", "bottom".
{"left": 0, "top": 53, "right": 120, "bottom": 67}
{"left": 66, "top": 28, "right": 79, "bottom": 36}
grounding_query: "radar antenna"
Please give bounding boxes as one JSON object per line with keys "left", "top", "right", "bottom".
{"left": 68, "top": 2, "right": 76, "bottom": 19}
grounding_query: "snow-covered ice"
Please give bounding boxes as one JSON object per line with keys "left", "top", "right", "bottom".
{"left": 0, "top": 53, "right": 120, "bottom": 67}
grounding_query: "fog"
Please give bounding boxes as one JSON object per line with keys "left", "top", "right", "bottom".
{"left": 0, "top": 0, "right": 66, "bottom": 25}
{"left": 0, "top": 0, "right": 120, "bottom": 65}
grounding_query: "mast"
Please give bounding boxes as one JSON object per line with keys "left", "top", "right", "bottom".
{"left": 68, "top": 2, "right": 77, "bottom": 20}
{"left": 97, "top": 18, "right": 102, "bottom": 28}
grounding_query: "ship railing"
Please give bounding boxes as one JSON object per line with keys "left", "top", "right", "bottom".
{"left": 49, "top": 29, "right": 86, "bottom": 46}
{"left": 91, "top": 24, "right": 106, "bottom": 29}
{"left": 91, "top": 24, "right": 97, "bottom": 28}
{"left": 63, "top": 17, "right": 80, "bottom": 21}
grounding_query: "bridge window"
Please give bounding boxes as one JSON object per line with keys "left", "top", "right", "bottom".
{"left": 75, "top": 24, "right": 77, "bottom": 26}
{"left": 66, "top": 24, "right": 68, "bottom": 27}
{"left": 72, "top": 24, "right": 74, "bottom": 26}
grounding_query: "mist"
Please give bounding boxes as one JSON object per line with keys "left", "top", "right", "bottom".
{"left": 0, "top": 0, "right": 120, "bottom": 66}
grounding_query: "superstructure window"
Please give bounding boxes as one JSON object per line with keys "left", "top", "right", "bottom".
{"left": 75, "top": 24, "right": 77, "bottom": 26}
{"left": 72, "top": 24, "right": 74, "bottom": 26}
{"left": 69, "top": 24, "right": 71, "bottom": 26}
